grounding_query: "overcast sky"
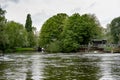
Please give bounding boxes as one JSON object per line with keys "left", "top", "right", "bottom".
{"left": 1, "top": 0, "right": 120, "bottom": 31}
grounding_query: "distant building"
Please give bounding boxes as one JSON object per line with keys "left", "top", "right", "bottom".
{"left": 91, "top": 39, "right": 107, "bottom": 47}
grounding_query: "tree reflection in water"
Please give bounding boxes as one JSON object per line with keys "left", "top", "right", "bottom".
{"left": 1, "top": 53, "right": 120, "bottom": 80}
{"left": 43, "top": 54, "right": 101, "bottom": 80}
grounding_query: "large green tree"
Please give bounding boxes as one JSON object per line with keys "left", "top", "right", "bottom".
{"left": 39, "top": 13, "right": 102, "bottom": 53}
{"left": 110, "top": 17, "right": 120, "bottom": 44}
{"left": 60, "top": 13, "right": 81, "bottom": 52}
{"left": 0, "top": 7, "right": 8, "bottom": 52}
{"left": 79, "top": 14, "right": 102, "bottom": 44}
{"left": 39, "top": 13, "right": 68, "bottom": 50}
{"left": 5, "top": 21, "right": 28, "bottom": 49}
{"left": 60, "top": 13, "right": 102, "bottom": 52}
{"left": 25, "top": 14, "right": 32, "bottom": 32}
{"left": 25, "top": 14, "right": 36, "bottom": 47}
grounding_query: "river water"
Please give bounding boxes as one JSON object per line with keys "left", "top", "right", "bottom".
{"left": 0, "top": 52, "right": 120, "bottom": 80}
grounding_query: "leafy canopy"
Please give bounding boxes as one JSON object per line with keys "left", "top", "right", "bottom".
{"left": 25, "top": 14, "right": 32, "bottom": 32}
{"left": 39, "top": 13, "right": 102, "bottom": 53}
{"left": 110, "top": 17, "right": 120, "bottom": 44}
{"left": 39, "top": 13, "right": 68, "bottom": 48}
{"left": 25, "top": 14, "right": 36, "bottom": 47}
{"left": 0, "top": 7, "right": 7, "bottom": 52}
{"left": 5, "top": 21, "right": 28, "bottom": 48}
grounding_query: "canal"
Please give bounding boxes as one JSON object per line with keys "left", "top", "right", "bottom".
{"left": 0, "top": 52, "right": 120, "bottom": 80}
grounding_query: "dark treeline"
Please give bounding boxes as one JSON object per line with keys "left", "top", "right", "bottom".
{"left": 0, "top": 7, "right": 120, "bottom": 53}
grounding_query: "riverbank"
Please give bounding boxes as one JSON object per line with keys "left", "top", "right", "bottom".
{"left": 0, "top": 47, "right": 37, "bottom": 53}
{"left": 15, "top": 48, "right": 35, "bottom": 52}
{"left": 79, "top": 46, "right": 120, "bottom": 53}
{"left": 1, "top": 46, "right": 120, "bottom": 53}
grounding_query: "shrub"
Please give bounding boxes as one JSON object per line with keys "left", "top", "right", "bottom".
{"left": 46, "top": 41, "right": 61, "bottom": 53}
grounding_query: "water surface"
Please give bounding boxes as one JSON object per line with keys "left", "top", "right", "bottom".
{"left": 0, "top": 52, "right": 120, "bottom": 80}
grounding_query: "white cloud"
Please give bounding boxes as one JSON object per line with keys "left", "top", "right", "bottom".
{"left": 84, "top": 0, "right": 120, "bottom": 26}
{"left": 32, "top": 10, "right": 51, "bottom": 30}
{"left": 1, "top": 0, "right": 120, "bottom": 30}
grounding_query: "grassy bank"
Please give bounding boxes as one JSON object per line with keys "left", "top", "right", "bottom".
{"left": 15, "top": 48, "right": 36, "bottom": 52}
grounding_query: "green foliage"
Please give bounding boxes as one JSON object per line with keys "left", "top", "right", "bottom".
{"left": 80, "top": 14, "right": 102, "bottom": 43}
{"left": 39, "top": 13, "right": 102, "bottom": 53}
{"left": 25, "top": 14, "right": 32, "bottom": 32}
{"left": 0, "top": 8, "right": 6, "bottom": 22}
{"left": 39, "top": 13, "right": 68, "bottom": 48}
{"left": 60, "top": 13, "right": 81, "bottom": 52}
{"left": 61, "top": 38, "right": 79, "bottom": 52}
{"left": 104, "top": 46, "right": 112, "bottom": 52}
{"left": 110, "top": 17, "right": 120, "bottom": 44}
{"left": 5, "top": 21, "right": 28, "bottom": 48}
{"left": 0, "top": 8, "right": 37, "bottom": 52}
{"left": 46, "top": 41, "right": 61, "bottom": 53}
{"left": 15, "top": 48, "right": 35, "bottom": 52}
{"left": 0, "top": 7, "right": 8, "bottom": 52}
{"left": 105, "top": 24, "right": 113, "bottom": 44}
{"left": 27, "top": 31, "right": 36, "bottom": 47}
{"left": 25, "top": 14, "right": 36, "bottom": 47}
{"left": 60, "top": 13, "right": 102, "bottom": 52}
